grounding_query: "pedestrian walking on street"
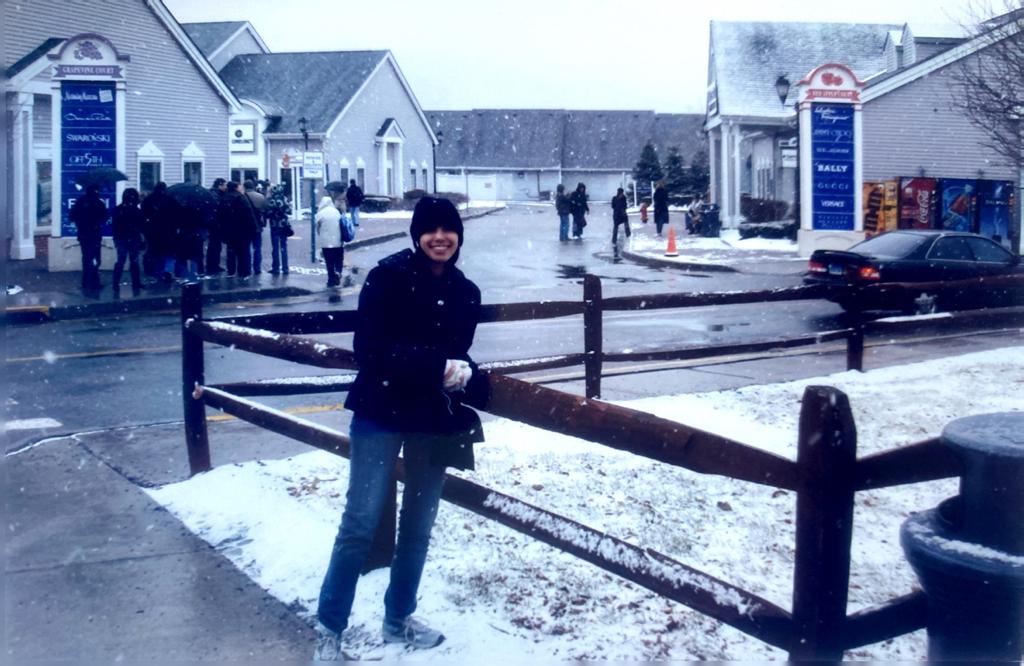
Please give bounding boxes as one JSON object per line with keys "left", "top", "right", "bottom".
{"left": 346, "top": 179, "right": 364, "bottom": 227}
{"left": 142, "top": 182, "right": 177, "bottom": 282}
{"left": 611, "top": 187, "right": 631, "bottom": 246}
{"left": 265, "top": 184, "right": 292, "bottom": 275}
{"left": 245, "top": 180, "right": 266, "bottom": 273}
{"left": 555, "top": 184, "right": 572, "bottom": 241}
{"left": 223, "top": 181, "right": 258, "bottom": 278}
{"left": 70, "top": 184, "right": 108, "bottom": 292}
{"left": 653, "top": 181, "right": 669, "bottom": 237}
{"left": 111, "top": 188, "right": 145, "bottom": 295}
{"left": 570, "top": 182, "right": 589, "bottom": 240}
{"left": 316, "top": 195, "right": 345, "bottom": 288}
{"left": 205, "top": 178, "right": 227, "bottom": 274}
{"left": 314, "top": 195, "right": 490, "bottom": 661}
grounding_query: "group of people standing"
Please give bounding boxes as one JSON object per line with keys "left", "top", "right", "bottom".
{"left": 554, "top": 182, "right": 590, "bottom": 241}
{"left": 549, "top": 180, "right": 686, "bottom": 248}
{"left": 68, "top": 178, "right": 292, "bottom": 295}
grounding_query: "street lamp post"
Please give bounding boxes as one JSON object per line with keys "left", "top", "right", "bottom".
{"left": 775, "top": 76, "right": 800, "bottom": 232}
{"left": 431, "top": 129, "right": 444, "bottom": 194}
{"left": 298, "top": 116, "right": 316, "bottom": 262}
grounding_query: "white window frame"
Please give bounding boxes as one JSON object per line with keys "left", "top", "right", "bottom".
{"left": 137, "top": 140, "right": 165, "bottom": 193}
{"left": 181, "top": 141, "right": 205, "bottom": 186}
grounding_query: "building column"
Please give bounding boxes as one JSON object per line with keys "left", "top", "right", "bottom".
{"left": 732, "top": 125, "right": 744, "bottom": 228}
{"left": 395, "top": 141, "right": 404, "bottom": 196}
{"left": 376, "top": 142, "right": 386, "bottom": 195}
{"left": 719, "top": 121, "right": 731, "bottom": 225}
{"left": 11, "top": 92, "right": 36, "bottom": 259}
{"left": 708, "top": 128, "right": 718, "bottom": 204}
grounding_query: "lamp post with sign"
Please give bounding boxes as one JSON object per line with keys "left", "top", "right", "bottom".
{"left": 298, "top": 116, "right": 321, "bottom": 262}
{"left": 432, "top": 129, "right": 444, "bottom": 194}
{"left": 776, "top": 75, "right": 799, "bottom": 235}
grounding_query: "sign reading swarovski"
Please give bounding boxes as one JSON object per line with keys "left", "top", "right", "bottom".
{"left": 60, "top": 81, "right": 116, "bottom": 235}
{"left": 809, "top": 102, "right": 855, "bottom": 231}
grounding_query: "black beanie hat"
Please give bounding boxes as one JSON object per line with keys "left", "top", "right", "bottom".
{"left": 410, "top": 196, "right": 464, "bottom": 248}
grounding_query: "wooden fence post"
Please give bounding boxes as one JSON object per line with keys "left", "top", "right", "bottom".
{"left": 182, "top": 282, "right": 211, "bottom": 475}
{"left": 790, "top": 385, "right": 858, "bottom": 660}
{"left": 583, "top": 274, "right": 603, "bottom": 399}
{"left": 846, "top": 322, "right": 864, "bottom": 372}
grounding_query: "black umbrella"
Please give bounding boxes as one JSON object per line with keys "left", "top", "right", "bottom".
{"left": 76, "top": 167, "right": 128, "bottom": 187}
{"left": 324, "top": 180, "right": 347, "bottom": 193}
{"left": 166, "top": 182, "right": 218, "bottom": 224}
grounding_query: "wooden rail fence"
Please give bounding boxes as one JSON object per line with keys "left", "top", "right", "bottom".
{"left": 180, "top": 275, "right": 1024, "bottom": 659}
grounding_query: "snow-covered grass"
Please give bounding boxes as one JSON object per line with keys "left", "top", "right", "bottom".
{"left": 146, "top": 346, "right": 1024, "bottom": 660}
{"left": 628, "top": 228, "right": 798, "bottom": 265}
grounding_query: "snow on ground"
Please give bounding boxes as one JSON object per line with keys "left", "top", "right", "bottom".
{"left": 628, "top": 229, "right": 798, "bottom": 265}
{"left": 146, "top": 347, "right": 1024, "bottom": 661}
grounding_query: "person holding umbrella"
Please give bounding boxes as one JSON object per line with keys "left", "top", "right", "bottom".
{"left": 69, "top": 184, "right": 109, "bottom": 292}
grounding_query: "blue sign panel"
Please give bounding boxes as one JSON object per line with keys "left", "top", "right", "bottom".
{"left": 810, "top": 103, "right": 855, "bottom": 230}
{"left": 61, "top": 81, "right": 116, "bottom": 236}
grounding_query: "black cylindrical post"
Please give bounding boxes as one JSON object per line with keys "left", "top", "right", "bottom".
{"left": 181, "top": 282, "right": 211, "bottom": 475}
{"left": 846, "top": 322, "right": 864, "bottom": 372}
{"left": 901, "top": 412, "right": 1024, "bottom": 661}
{"left": 790, "top": 385, "right": 857, "bottom": 660}
{"left": 583, "top": 274, "right": 603, "bottom": 399}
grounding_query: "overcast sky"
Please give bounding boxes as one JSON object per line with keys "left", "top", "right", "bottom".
{"left": 165, "top": 0, "right": 982, "bottom": 114}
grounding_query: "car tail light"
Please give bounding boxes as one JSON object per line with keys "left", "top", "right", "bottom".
{"left": 808, "top": 260, "right": 827, "bottom": 274}
{"left": 858, "top": 266, "right": 881, "bottom": 281}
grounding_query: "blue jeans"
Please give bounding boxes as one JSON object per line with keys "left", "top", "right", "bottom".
{"left": 349, "top": 206, "right": 360, "bottom": 227}
{"left": 558, "top": 214, "right": 570, "bottom": 241}
{"left": 270, "top": 227, "right": 289, "bottom": 273}
{"left": 251, "top": 228, "right": 264, "bottom": 273}
{"left": 317, "top": 416, "right": 448, "bottom": 634}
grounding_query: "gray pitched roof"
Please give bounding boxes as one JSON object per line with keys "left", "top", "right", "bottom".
{"left": 711, "top": 21, "right": 899, "bottom": 120}
{"left": 428, "top": 110, "right": 565, "bottom": 168}
{"left": 181, "top": 21, "right": 247, "bottom": 59}
{"left": 427, "top": 109, "right": 706, "bottom": 170}
{"left": 218, "top": 51, "right": 388, "bottom": 134}
{"left": 6, "top": 37, "right": 64, "bottom": 78}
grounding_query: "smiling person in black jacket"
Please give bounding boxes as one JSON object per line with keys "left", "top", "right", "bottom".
{"left": 315, "top": 196, "right": 489, "bottom": 661}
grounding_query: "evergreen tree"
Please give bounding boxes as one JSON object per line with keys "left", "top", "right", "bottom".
{"left": 687, "top": 147, "right": 710, "bottom": 195}
{"left": 632, "top": 142, "right": 663, "bottom": 185}
{"left": 663, "top": 147, "right": 687, "bottom": 193}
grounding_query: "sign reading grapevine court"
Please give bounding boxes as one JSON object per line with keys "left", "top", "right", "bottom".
{"left": 60, "top": 81, "right": 116, "bottom": 236}
{"left": 810, "top": 103, "right": 855, "bottom": 230}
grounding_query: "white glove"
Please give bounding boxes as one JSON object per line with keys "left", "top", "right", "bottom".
{"left": 443, "top": 359, "right": 472, "bottom": 391}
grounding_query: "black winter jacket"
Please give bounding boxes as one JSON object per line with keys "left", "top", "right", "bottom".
{"left": 611, "top": 194, "right": 629, "bottom": 224}
{"left": 344, "top": 249, "right": 489, "bottom": 469}
{"left": 112, "top": 203, "right": 146, "bottom": 250}
{"left": 71, "top": 192, "right": 109, "bottom": 242}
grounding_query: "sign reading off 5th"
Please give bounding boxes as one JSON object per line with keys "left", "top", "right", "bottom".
{"left": 810, "top": 103, "right": 855, "bottom": 230}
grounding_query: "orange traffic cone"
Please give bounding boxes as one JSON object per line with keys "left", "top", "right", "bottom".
{"left": 664, "top": 226, "right": 679, "bottom": 257}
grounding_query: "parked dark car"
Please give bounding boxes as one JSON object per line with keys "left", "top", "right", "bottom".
{"left": 803, "top": 230, "right": 1023, "bottom": 313}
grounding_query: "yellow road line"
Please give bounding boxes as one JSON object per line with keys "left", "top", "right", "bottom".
{"left": 207, "top": 402, "right": 345, "bottom": 422}
{"left": 6, "top": 345, "right": 182, "bottom": 363}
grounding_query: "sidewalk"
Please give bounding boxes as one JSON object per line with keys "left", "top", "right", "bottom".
{"left": 3, "top": 207, "right": 499, "bottom": 324}
{"left": 621, "top": 214, "right": 808, "bottom": 275}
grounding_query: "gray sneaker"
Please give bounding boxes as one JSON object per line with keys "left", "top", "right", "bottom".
{"left": 381, "top": 616, "right": 445, "bottom": 649}
{"left": 313, "top": 623, "right": 346, "bottom": 661}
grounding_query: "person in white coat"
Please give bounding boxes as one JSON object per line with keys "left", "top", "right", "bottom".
{"left": 316, "top": 195, "right": 346, "bottom": 288}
